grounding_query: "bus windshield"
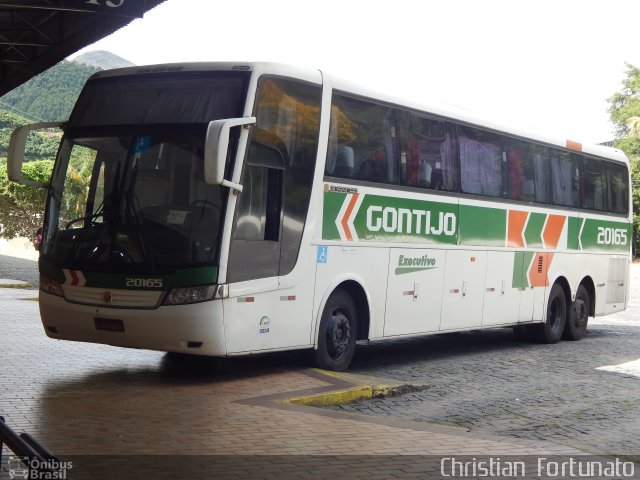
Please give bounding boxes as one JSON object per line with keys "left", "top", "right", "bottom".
{"left": 40, "top": 70, "right": 249, "bottom": 273}
{"left": 43, "top": 133, "right": 226, "bottom": 272}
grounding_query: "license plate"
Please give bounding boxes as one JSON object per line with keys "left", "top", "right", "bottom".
{"left": 95, "top": 318, "right": 125, "bottom": 332}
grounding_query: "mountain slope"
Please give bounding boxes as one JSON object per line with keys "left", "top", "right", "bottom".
{"left": 0, "top": 50, "right": 135, "bottom": 122}
{"left": 73, "top": 50, "right": 135, "bottom": 70}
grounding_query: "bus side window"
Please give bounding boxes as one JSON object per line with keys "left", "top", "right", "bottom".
{"left": 581, "top": 156, "right": 606, "bottom": 211}
{"left": 398, "top": 112, "right": 458, "bottom": 192}
{"left": 327, "top": 94, "right": 395, "bottom": 184}
{"left": 507, "top": 139, "right": 549, "bottom": 203}
{"left": 550, "top": 150, "right": 579, "bottom": 207}
{"left": 334, "top": 146, "right": 355, "bottom": 177}
{"left": 459, "top": 126, "right": 506, "bottom": 197}
{"left": 607, "top": 162, "right": 629, "bottom": 214}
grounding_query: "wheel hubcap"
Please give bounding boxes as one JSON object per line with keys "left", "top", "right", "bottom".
{"left": 326, "top": 310, "right": 352, "bottom": 359}
{"left": 574, "top": 299, "right": 587, "bottom": 328}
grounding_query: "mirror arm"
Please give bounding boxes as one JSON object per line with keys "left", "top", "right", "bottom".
{"left": 221, "top": 179, "right": 243, "bottom": 194}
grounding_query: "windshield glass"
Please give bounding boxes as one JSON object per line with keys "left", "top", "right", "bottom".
{"left": 43, "top": 133, "right": 226, "bottom": 272}
{"left": 42, "top": 70, "right": 248, "bottom": 273}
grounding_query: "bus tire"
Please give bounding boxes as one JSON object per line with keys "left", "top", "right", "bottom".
{"left": 563, "top": 284, "right": 589, "bottom": 341}
{"left": 315, "top": 288, "right": 357, "bottom": 371}
{"left": 534, "top": 283, "right": 566, "bottom": 344}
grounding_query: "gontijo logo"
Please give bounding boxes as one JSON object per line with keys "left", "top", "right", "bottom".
{"left": 333, "top": 193, "right": 457, "bottom": 242}
{"left": 367, "top": 206, "right": 456, "bottom": 236}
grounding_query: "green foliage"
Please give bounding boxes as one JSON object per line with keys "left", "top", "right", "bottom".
{"left": 631, "top": 156, "right": 640, "bottom": 254}
{"left": 0, "top": 110, "right": 61, "bottom": 160}
{"left": 0, "top": 52, "right": 130, "bottom": 240}
{"left": 0, "top": 160, "right": 52, "bottom": 239}
{"left": 608, "top": 63, "right": 640, "bottom": 255}
{"left": 1, "top": 60, "right": 100, "bottom": 122}
{"left": 0, "top": 158, "right": 91, "bottom": 239}
{"left": 608, "top": 63, "right": 640, "bottom": 156}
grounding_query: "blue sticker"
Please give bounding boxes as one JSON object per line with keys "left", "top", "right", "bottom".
{"left": 317, "top": 246, "right": 328, "bottom": 264}
{"left": 133, "top": 136, "right": 151, "bottom": 153}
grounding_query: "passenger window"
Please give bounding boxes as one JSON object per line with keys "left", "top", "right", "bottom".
{"left": 607, "top": 163, "right": 629, "bottom": 215}
{"left": 398, "top": 112, "right": 458, "bottom": 192}
{"left": 326, "top": 95, "right": 396, "bottom": 184}
{"left": 459, "top": 126, "right": 505, "bottom": 197}
{"left": 507, "top": 140, "right": 549, "bottom": 203}
{"left": 581, "top": 157, "right": 606, "bottom": 211}
{"left": 550, "top": 150, "right": 580, "bottom": 207}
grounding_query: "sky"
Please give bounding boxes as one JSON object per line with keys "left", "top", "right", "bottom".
{"left": 72, "top": 0, "right": 640, "bottom": 145}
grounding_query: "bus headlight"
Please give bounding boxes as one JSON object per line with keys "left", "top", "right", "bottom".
{"left": 163, "top": 286, "right": 216, "bottom": 305}
{"left": 40, "top": 275, "right": 64, "bottom": 297}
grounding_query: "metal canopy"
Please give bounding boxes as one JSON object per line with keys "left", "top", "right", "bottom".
{"left": 0, "top": 0, "right": 166, "bottom": 97}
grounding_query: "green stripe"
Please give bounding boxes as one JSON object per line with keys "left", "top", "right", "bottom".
{"left": 458, "top": 205, "right": 505, "bottom": 246}
{"left": 39, "top": 260, "right": 218, "bottom": 290}
{"left": 579, "top": 219, "right": 631, "bottom": 252}
{"left": 567, "top": 217, "right": 582, "bottom": 250}
{"left": 523, "top": 213, "right": 545, "bottom": 248}
{"left": 322, "top": 190, "right": 345, "bottom": 240}
{"left": 322, "top": 187, "right": 631, "bottom": 253}
{"left": 512, "top": 251, "right": 534, "bottom": 288}
{"left": 395, "top": 267, "right": 437, "bottom": 275}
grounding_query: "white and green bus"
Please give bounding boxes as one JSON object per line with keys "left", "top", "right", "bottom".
{"left": 7, "top": 62, "right": 631, "bottom": 370}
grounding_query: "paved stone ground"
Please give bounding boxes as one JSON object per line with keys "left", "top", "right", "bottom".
{"left": 331, "top": 264, "right": 640, "bottom": 456}
{"left": 0, "top": 253, "right": 38, "bottom": 289}
{"left": 0, "top": 284, "right": 582, "bottom": 479}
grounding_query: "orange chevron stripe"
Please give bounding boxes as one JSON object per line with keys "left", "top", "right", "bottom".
{"left": 528, "top": 252, "right": 554, "bottom": 287}
{"left": 543, "top": 215, "right": 566, "bottom": 249}
{"left": 341, "top": 193, "right": 359, "bottom": 241}
{"left": 507, "top": 210, "right": 528, "bottom": 247}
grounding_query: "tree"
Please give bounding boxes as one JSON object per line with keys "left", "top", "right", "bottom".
{"left": 0, "top": 158, "right": 90, "bottom": 240}
{"left": 0, "top": 160, "right": 52, "bottom": 239}
{"left": 608, "top": 63, "right": 640, "bottom": 156}
{"left": 627, "top": 116, "right": 640, "bottom": 137}
{"left": 607, "top": 62, "right": 640, "bottom": 255}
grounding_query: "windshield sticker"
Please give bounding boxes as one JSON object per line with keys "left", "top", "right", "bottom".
{"left": 133, "top": 136, "right": 151, "bottom": 153}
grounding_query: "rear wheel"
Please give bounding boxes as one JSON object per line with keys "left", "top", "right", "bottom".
{"left": 533, "top": 283, "right": 566, "bottom": 343}
{"left": 314, "top": 289, "right": 357, "bottom": 371}
{"left": 563, "top": 284, "right": 590, "bottom": 341}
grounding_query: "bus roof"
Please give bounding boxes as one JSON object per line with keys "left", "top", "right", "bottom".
{"left": 87, "top": 61, "right": 628, "bottom": 165}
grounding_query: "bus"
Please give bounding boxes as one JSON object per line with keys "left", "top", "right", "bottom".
{"left": 7, "top": 62, "right": 631, "bottom": 371}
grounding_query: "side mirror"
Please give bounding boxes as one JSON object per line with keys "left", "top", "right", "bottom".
{"left": 8, "top": 122, "right": 64, "bottom": 187}
{"left": 204, "top": 116, "right": 256, "bottom": 191}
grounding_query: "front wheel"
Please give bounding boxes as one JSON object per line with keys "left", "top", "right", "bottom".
{"left": 314, "top": 289, "right": 358, "bottom": 371}
{"left": 533, "top": 283, "right": 566, "bottom": 344}
{"left": 563, "top": 284, "right": 590, "bottom": 341}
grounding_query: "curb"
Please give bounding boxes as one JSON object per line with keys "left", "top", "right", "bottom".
{"left": 0, "top": 279, "right": 32, "bottom": 288}
{"left": 284, "top": 369, "right": 428, "bottom": 407}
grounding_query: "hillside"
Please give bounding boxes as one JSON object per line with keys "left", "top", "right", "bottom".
{"left": 0, "top": 50, "right": 135, "bottom": 122}
{"left": 0, "top": 109, "right": 60, "bottom": 161}
{"left": 73, "top": 50, "right": 134, "bottom": 70}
